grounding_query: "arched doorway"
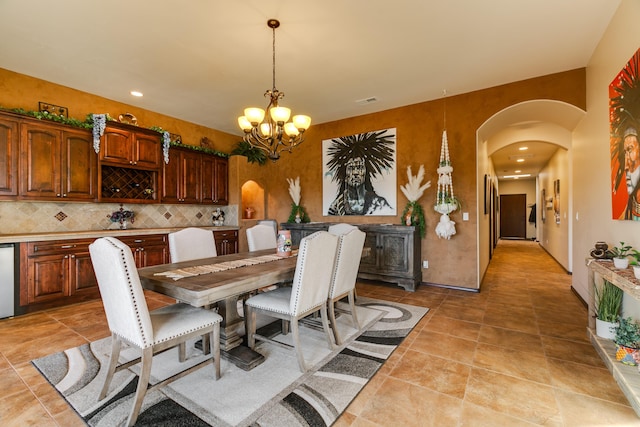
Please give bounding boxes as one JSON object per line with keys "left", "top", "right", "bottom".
{"left": 476, "top": 100, "right": 586, "bottom": 286}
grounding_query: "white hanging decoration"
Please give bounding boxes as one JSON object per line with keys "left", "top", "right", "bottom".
{"left": 434, "top": 128, "right": 458, "bottom": 239}
{"left": 92, "top": 114, "right": 107, "bottom": 153}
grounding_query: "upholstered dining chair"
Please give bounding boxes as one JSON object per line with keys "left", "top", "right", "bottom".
{"left": 168, "top": 227, "right": 217, "bottom": 263}
{"left": 89, "top": 237, "right": 222, "bottom": 427}
{"left": 246, "top": 223, "right": 277, "bottom": 252}
{"left": 327, "top": 228, "right": 366, "bottom": 345}
{"left": 328, "top": 223, "right": 358, "bottom": 236}
{"left": 244, "top": 231, "right": 339, "bottom": 372}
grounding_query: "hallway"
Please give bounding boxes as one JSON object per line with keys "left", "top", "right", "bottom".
{"left": 0, "top": 240, "right": 639, "bottom": 425}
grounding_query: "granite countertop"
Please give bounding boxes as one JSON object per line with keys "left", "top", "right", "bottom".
{"left": 0, "top": 226, "right": 239, "bottom": 244}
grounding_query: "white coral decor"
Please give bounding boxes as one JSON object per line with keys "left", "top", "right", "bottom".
{"left": 400, "top": 165, "right": 431, "bottom": 202}
{"left": 287, "top": 176, "right": 301, "bottom": 205}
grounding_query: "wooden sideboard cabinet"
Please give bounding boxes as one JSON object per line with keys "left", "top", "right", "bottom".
{"left": 214, "top": 229, "right": 238, "bottom": 255}
{"left": 281, "top": 223, "right": 421, "bottom": 291}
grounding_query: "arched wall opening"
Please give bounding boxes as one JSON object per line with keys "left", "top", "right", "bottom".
{"left": 476, "top": 100, "right": 586, "bottom": 286}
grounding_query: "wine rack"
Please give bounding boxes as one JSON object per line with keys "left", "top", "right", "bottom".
{"left": 100, "top": 165, "right": 157, "bottom": 202}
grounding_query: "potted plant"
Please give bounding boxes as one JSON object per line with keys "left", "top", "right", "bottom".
{"left": 594, "top": 279, "right": 623, "bottom": 339}
{"left": 434, "top": 193, "right": 461, "bottom": 215}
{"left": 630, "top": 249, "right": 640, "bottom": 280}
{"left": 611, "top": 241, "right": 632, "bottom": 269}
{"left": 614, "top": 316, "right": 640, "bottom": 365}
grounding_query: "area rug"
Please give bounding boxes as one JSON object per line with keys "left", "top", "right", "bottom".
{"left": 32, "top": 298, "right": 428, "bottom": 426}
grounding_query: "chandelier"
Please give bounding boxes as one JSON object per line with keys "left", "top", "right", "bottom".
{"left": 237, "top": 19, "right": 311, "bottom": 161}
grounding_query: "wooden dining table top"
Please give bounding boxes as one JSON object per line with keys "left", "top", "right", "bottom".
{"left": 138, "top": 249, "right": 298, "bottom": 307}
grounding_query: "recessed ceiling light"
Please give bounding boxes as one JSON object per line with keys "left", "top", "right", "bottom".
{"left": 519, "top": 146, "right": 528, "bottom": 151}
{"left": 130, "top": 91, "right": 143, "bottom": 97}
{"left": 502, "top": 173, "right": 531, "bottom": 179}
{"left": 516, "top": 159, "right": 525, "bottom": 163}
{"left": 515, "top": 170, "right": 521, "bottom": 173}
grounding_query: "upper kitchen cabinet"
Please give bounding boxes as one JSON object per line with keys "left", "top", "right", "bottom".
{"left": 162, "top": 147, "right": 202, "bottom": 204}
{"left": 98, "top": 123, "right": 162, "bottom": 203}
{"left": 0, "top": 115, "right": 19, "bottom": 197}
{"left": 19, "top": 122, "right": 97, "bottom": 201}
{"left": 99, "top": 123, "right": 162, "bottom": 169}
{"left": 202, "top": 155, "right": 228, "bottom": 205}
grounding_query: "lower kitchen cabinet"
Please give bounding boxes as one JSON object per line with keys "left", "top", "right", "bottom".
{"left": 19, "top": 239, "right": 99, "bottom": 313}
{"left": 213, "top": 229, "right": 238, "bottom": 255}
{"left": 18, "top": 233, "right": 169, "bottom": 313}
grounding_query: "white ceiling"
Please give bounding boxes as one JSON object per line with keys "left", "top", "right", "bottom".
{"left": 0, "top": 0, "right": 621, "bottom": 178}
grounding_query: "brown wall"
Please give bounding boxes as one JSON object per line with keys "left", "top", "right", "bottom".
{"left": 0, "top": 68, "right": 239, "bottom": 152}
{"left": 248, "top": 69, "right": 586, "bottom": 289}
{"left": 1, "top": 66, "right": 585, "bottom": 289}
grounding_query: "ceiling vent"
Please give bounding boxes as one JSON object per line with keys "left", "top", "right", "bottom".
{"left": 355, "top": 97, "right": 378, "bottom": 105}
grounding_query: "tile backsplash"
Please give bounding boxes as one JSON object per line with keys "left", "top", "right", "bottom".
{"left": 0, "top": 201, "right": 238, "bottom": 234}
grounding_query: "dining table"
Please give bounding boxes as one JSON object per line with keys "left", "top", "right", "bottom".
{"left": 137, "top": 248, "right": 298, "bottom": 370}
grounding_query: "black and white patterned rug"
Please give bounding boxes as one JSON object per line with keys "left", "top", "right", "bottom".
{"left": 32, "top": 298, "right": 428, "bottom": 426}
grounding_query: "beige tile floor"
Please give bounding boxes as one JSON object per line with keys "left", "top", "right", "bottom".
{"left": 1, "top": 239, "right": 639, "bottom": 426}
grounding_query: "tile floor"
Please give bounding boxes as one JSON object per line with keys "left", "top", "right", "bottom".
{"left": 1, "top": 239, "right": 639, "bottom": 426}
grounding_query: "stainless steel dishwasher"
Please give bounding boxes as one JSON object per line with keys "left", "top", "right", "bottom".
{"left": 0, "top": 243, "right": 16, "bottom": 318}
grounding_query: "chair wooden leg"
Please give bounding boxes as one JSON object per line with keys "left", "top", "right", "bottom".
{"left": 291, "top": 318, "right": 307, "bottom": 372}
{"left": 348, "top": 290, "right": 360, "bottom": 330}
{"left": 328, "top": 299, "right": 341, "bottom": 345}
{"left": 319, "top": 303, "right": 335, "bottom": 350}
{"left": 99, "top": 335, "right": 122, "bottom": 400}
{"left": 178, "top": 342, "right": 186, "bottom": 362}
{"left": 126, "top": 346, "right": 153, "bottom": 427}
{"left": 212, "top": 324, "right": 220, "bottom": 380}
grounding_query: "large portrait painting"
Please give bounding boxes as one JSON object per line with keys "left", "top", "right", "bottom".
{"left": 610, "top": 47, "right": 640, "bottom": 220}
{"left": 322, "top": 128, "right": 396, "bottom": 216}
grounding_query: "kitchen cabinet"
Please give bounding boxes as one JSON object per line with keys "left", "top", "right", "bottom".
{"left": 162, "top": 147, "right": 202, "bottom": 203}
{"left": 98, "top": 123, "right": 162, "bottom": 203}
{"left": 213, "top": 229, "right": 238, "bottom": 255}
{"left": 118, "top": 234, "right": 169, "bottom": 267}
{"left": 19, "top": 122, "right": 96, "bottom": 200}
{"left": 0, "top": 115, "right": 19, "bottom": 197}
{"left": 281, "top": 222, "right": 421, "bottom": 291}
{"left": 19, "top": 239, "right": 99, "bottom": 313}
{"left": 18, "top": 233, "right": 169, "bottom": 313}
{"left": 99, "top": 124, "right": 162, "bottom": 169}
{"left": 202, "top": 155, "right": 228, "bottom": 205}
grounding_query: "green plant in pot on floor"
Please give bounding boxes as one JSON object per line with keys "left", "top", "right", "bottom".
{"left": 611, "top": 241, "right": 633, "bottom": 269}
{"left": 594, "top": 279, "right": 623, "bottom": 339}
{"left": 614, "top": 316, "right": 640, "bottom": 365}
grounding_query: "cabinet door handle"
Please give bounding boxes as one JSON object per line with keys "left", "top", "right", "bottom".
{"left": 60, "top": 244, "right": 76, "bottom": 249}
{"left": 62, "top": 193, "right": 67, "bottom": 197}
{"left": 70, "top": 255, "right": 75, "bottom": 259}
{"left": 56, "top": 193, "right": 61, "bottom": 197}
{"left": 134, "top": 239, "right": 143, "bottom": 243}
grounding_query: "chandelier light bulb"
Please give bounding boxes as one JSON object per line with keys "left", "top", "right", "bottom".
{"left": 270, "top": 106, "right": 291, "bottom": 123}
{"left": 284, "top": 122, "right": 299, "bottom": 137}
{"left": 292, "top": 115, "right": 311, "bottom": 130}
{"left": 244, "top": 108, "right": 265, "bottom": 125}
{"left": 260, "top": 123, "right": 271, "bottom": 137}
{"left": 238, "top": 116, "right": 252, "bottom": 131}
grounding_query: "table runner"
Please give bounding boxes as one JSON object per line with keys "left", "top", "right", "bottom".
{"left": 154, "top": 252, "right": 297, "bottom": 280}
